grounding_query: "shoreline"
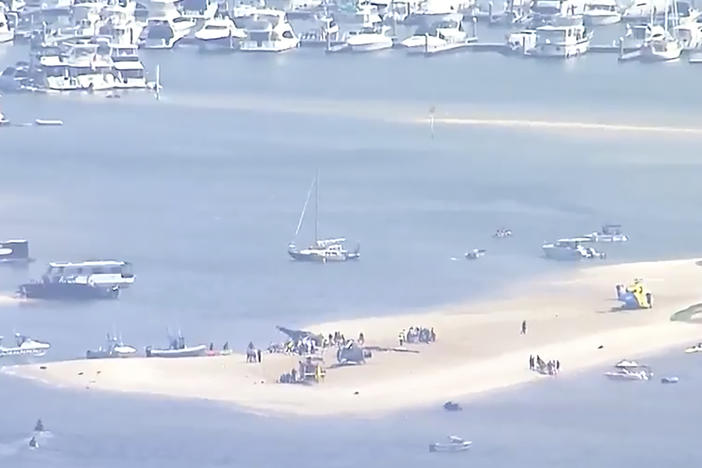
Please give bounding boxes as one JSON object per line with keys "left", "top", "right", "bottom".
{"left": 5, "top": 258, "right": 702, "bottom": 417}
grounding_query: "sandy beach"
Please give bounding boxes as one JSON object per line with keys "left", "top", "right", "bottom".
{"left": 6, "top": 258, "right": 702, "bottom": 417}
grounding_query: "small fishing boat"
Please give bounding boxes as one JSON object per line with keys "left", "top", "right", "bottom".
{"left": 0, "top": 111, "right": 9, "bottom": 126}
{"left": 86, "top": 334, "right": 137, "bottom": 359}
{"left": 684, "top": 342, "right": 702, "bottom": 353}
{"left": 145, "top": 334, "right": 207, "bottom": 358}
{"left": 429, "top": 435, "right": 472, "bottom": 452}
{"left": 661, "top": 376, "right": 679, "bottom": 384}
{"left": 465, "top": 249, "right": 486, "bottom": 260}
{"left": 543, "top": 238, "right": 605, "bottom": 261}
{"left": 0, "top": 334, "right": 51, "bottom": 358}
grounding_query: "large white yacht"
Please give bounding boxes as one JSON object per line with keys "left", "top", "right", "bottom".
{"left": 528, "top": 21, "right": 591, "bottom": 57}
{"left": 194, "top": 15, "right": 247, "bottom": 51}
{"left": 346, "top": 23, "right": 394, "bottom": 51}
{"left": 622, "top": 0, "right": 667, "bottom": 21}
{"left": 542, "top": 238, "right": 605, "bottom": 260}
{"left": 239, "top": 9, "right": 299, "bottom": 52}
{"left": 140, "top": 0, "right": 197, "bottom": 48}
{"left": 333, "top": 1, "right": 383, "bottom": 26}
{"left": 400, "top": 13, "right": 467, "bottom": 51}
{"left": 99, "top": 0, "right": 143, "bottom": 45}
{"left": 582, "top": 0, "right": 621, "bottom": 25}
{"left": 109, "top": 43, "right": 149, "bottom": 88}
{"left": 640, "top": 24, "right": 682, "bottom": 60}
{"left": 0, "top": 5, "right": 15, "bottom": 43}
{"left": 38, "top": 40, "right": 116, "bottom": 91}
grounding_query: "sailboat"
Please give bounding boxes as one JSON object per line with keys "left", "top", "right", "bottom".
{"left": 288, "top": 175, "right": 360, "bottom": 263}
{"left": 640, "top": 0, "right": 682, "bottom": 61}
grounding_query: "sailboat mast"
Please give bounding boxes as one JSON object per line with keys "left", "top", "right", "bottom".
{"left": 314, "top": 172, "right": 319, "bottom": 243}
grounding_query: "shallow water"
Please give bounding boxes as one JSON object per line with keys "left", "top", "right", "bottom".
{"left": 1, "top": 26, "right": 702, "bottom": 466}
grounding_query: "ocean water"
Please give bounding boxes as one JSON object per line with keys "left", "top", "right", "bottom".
{"left": 1, "top": 26, "right": 702, "bottom": 466}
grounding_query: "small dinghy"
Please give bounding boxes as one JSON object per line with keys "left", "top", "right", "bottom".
{"left": 464, "top": 249, "right": 486, "bottom": 260}
{"left": 661, "top": 376, "right": 679, "bottom": 384}
{"left": 685, "top": 343, "right": 702, "bottom": 354}
{"left": 429, "top": 436, "right": 472, "bottom": 453}
{"left": 443, "top": 401, "right": 462, "bottom": 411}
{"left": 28, "top": 436, "right": 38, "bottom": 449}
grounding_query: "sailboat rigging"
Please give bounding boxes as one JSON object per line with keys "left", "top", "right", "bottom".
{"left": 288, "top": 175, "right": 360, "bottom": 263}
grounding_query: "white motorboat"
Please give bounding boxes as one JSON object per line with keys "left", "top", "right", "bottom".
{"left": 334, "top": 1, "right": 383, "bottom": 27}
{"left": 407, "top": 0, "right": 475, "bottom": 25}
{"left": 239, "top": 9, "right": 299, "bottom": 52}
{"left": 528, "top": 21, "right": 591, "bottom": 58}
{"left": 640, "top": 24, "right": 681, "bottom": 61}
{"left": 86, "top": 333, "right": 137, "bottom": 358}
{"left": 0, "top": 239, "right": 31, "bottom": 263}
{"left": 429, "top": 436, "right": 472, "bottom": 453}
{"left": 288, "top": 175, "right": 360, "bottom": 263}
{"left": 38, "top": 40, "right": 117, "bottom": 91}
{"left": 146, "top": 334, "right": 207, "bottom": 358}
{"left": 194, "top": 16, "right": 247, "bottom": 51}
{"left": 583, "top": 0, "right": 621, "bottom": 25}
{"left": 465, "top": 248, "right": 486, "bottom": 260}
{"left": 684, "top": 342, "right": 702, "bottom": 353}
{"left": 0, "top": 334, "right": 51, "bottom": 358}
{"left": 19, "top": 260, "right": 135, "bottom": 299}
{"left": 0, "top": 6, "right": 16, "bottom": 43}
{"left": 542, "top": 238, "right": 605, "bottom": 260}
{"left": 582, "top": 224, "right": 628, "bottom": 243}
{"left": 604, "top": 369, "right": 651, "bottom": 380}
{"left": 615, "top": 359, "right": 642, "bottom": 368}
{"left": 622, "top": 0, "right": 667, "bottom": 21}
{"left": 661, "top": 376, "right": 679, "bottom": 383}
{"left": 346, "top": 24, "right": 394, "bottom": 52}
{"left": 621, "top": 23, "right": 653, "bottom": 50}
{"left": 401, "top": 14, "right": 470, "bottom": 53}
{"left": 141, "top": 17, "right": 197, "bottom": 48}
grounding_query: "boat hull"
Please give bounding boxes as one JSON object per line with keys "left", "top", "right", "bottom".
{"left": 348, "top": 40, "right": 393, "bottom": 52}
{"left": 583, "top": 13, "right": 621, "bottom": 26}
{"left": 288, "top": 250, "right": 360, "bottom": 262}
{"left": 145, "top": 345, "right": 207, "bottom": 357}
{"left": 18, "top": 282, "right": 120, "bottom": 300}
{"left": 529, "top": 39, "right": 590, "bottom": 58}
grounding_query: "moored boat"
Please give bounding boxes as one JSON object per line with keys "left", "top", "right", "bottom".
{"left": 0, "top": 333, "right": 51, "bottom": 358}
{"left": 145, "top": 334, "right": 207, "bottom": 358}
{"left": 542, "top": 238, "right": 605, "bottom": 260}
{"left": 0, "top": 239, "right": 32, "bottom": 264}
{"left": 86, "top": 333, "right": 137, "bottom": 359}
{"left": 429, "top": 435, "right": 472, "bottom": 452}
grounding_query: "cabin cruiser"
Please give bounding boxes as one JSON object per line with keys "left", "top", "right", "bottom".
{"left": 674, "top": 0, "right": 701, "bottom": 24}
{"left": 38, "top": 40, "right": 117, "bottom": 91}
{"left": 582, "top": 224, "right": 628, "bottom": 242}
{"left": 0, "top": 239, "right": 31, "bottom": 263}
{"left": 18, "top": 260, "right": 135, "bottom": 299}
{"left": 400, "top": 14, "right": 467, "bottom": 52}
{"left": 530, "top": 0, "right": 584, "bottom": 24}
{"left": 0, "top": 333, "right": 50, "bottom": 358}
{"left": 429, "top": 436, "right": 472, "bottom": 453}
{"left": 145, "top": 334, "right": 207, "bottom": 358}
{"left": 86, "top": 333, "right": 137, "bottom": 358}
{"left": 229, "top": 0, "right": 264, "bottom": 18}
{"left": 141, "top": 17, "right": 198, "bottom": 48}
{"left": 542, "top": 238, "right": 605, "bottom": 260}
{"left": 346, "top": 23, "right": 393, "bottom": 51}
{"left": 0, "top": 5, "right": 16, "bottom": 43}
{"left": 239, "top": 9, "right": 299, "bottom": 52}
{"left": 528, "top": 21, "right": 591, "bottom": 57}
{"left": 640, "top": 24, "right": 681, "bottom": 61}
{"left": 582, "top": 0, "right": 621, "bottom": 25}
{"left": 194, "top": 15, "right": 247, "bottom": 51}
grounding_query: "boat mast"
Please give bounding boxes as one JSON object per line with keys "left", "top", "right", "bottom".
{"left": 293, "top": 178, "right": 316, "bottom": 240}
{"left": 314, "top": 171, "right": 319, "bottom": 243}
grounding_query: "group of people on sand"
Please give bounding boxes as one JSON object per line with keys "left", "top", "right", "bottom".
{"left": 529, "top": 355, "right": 560, "bottom": 376}
{"left": 398, "top": 327, "right": 436, "bottom": 346}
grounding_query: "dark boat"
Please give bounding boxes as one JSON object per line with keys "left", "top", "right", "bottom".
{"left": 18, "top": 260, "right": 135, "bottom": 300}
{"left": 0, "top": 239, "right": 32, "bottom": 264}
{"left": 34, "top": 419, "right": 44, "bottom": 432}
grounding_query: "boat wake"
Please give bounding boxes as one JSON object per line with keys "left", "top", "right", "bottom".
{"left": 431, "top": 117, "right": 702, "bottom": 136}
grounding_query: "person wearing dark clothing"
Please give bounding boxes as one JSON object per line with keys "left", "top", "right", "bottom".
{"left": 257, "top": 349, "right": 262, "bottom": 363}
{"left": 521, "top": 320, "right": 527, "bottom": 335}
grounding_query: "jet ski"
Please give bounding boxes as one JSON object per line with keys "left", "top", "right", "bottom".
{"left": 429, "top": 436, "right": 472, "bottom": 452}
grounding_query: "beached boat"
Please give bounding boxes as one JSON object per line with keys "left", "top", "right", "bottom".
{"left": 0, "top": 333, "right": 51, "bottom": 358}
{"left": 604, "top": 369, "right": 651, "bottom": 380}
{"left": 583, "top": 0, "right": 621, "bottom": 26}
{"left": 583, "top": 224, "right": 628, "bottom": 243}
{"left": 18, "top": 260, "right": 135, "bottom": 300}
{"left": 0, "top": 239, "right": 32, "bottom": 263}
{"left": 288, "top": 175, "right": 360, "bottom": 262}
{"left": 145, "top": 334, "right": 207, "bottom": 357}
{"left": 542, "top": 238, "right": 605, "bottom": 260}
{"left": 429, "top": 435, "right": 472, "bottom": 452}
{"left": 86, "top": 334, "right": 137, "bottom": 359}
{"left": 684, "top": 342, "right": 702, "bottom": 353}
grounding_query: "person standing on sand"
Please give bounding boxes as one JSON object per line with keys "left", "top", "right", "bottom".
{"left": 521, "top": 320, "right": 527, "bottom": 335}
{"left": 399, "top": 330, "right": 405, "bottom": 347}
{"left": 257, "top": 349, "right": 262, "bottom": 363}
{"left": 556, "top": 360, "right": 560, "bottom": 372}
{"left": 529, "top": 355, "right": 534, "bottom": 370}
{"left": 358, "top": 332, "right": 365, "bottom": 345}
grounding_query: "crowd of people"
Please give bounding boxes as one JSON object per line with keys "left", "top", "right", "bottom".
{"left": 529, "top": 355, "right": 560, "bottom": 376}
{"left": 398, "top": 326, "right": 436, "bottom": 346}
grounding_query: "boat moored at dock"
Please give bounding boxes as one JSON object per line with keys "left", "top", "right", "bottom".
{"left": 527, "top": 20, "right": 591, "bottom": 58}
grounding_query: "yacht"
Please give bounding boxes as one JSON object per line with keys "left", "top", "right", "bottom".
{"left": 582, "top": 224, "right": 628, "bottom": 242}
{"left": 37, "top": 41, "right": 116, "bottom": 91}
{"left": 528, "top": 21, "right": 591, "bottom": 57}
{"left": 640, "top": 24, "right": 681, "bottom": 60}
{"left": 621, "top": 22, "right": 652, "bottom": 49}
{"left": 18, "top": 260, "right": 135, "bottom": 299}
{"left": 406, "top": 0, "right": 474, "bottom": 25}
{"left": 333, "top": 1, "right": 383, "bottom": 27}
{"left": 194, "top": 15, "right": 247, "bottom": 51}
{"left": 288, "top": 175, "right": 360, "bottom": 263}
{"left": 0, "top": 239, "right": 31, "bottom": 263}
{"left": 400, "top": 13, "right": 467, "bottom": 51}
{"left": 86, "top": 333, "right": 137, "bottom": 358}
{"left": 542, "top": 238, "right": 605, "bottom": 260}
{"left": 0, "top": 333, "right": 51, "bottom": 358}
{"left": 140, "top": 0, "right": 197, "bottom": 48}
{"left": 674, "top": 0, "right": 701, "bottom": 24}
{"left": 99, "top": 0, "right": 144, "bottom": 45}
{"left": 239, "top": 9, "right": 299, "bottom": 52}
{"left": 622, "top": 0, "right": 667, "bottom": 21}
{"left": 0, "top": 5, "right": 14, "bottom": 43}
{"left": 582, "top": 0, "right": 621, "bottom": 25}
{"left": 346, "top": 23, "right": 394, "bottom": 51}
{"left": 299, "top": 15, "right": 342, "bottom": 47}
